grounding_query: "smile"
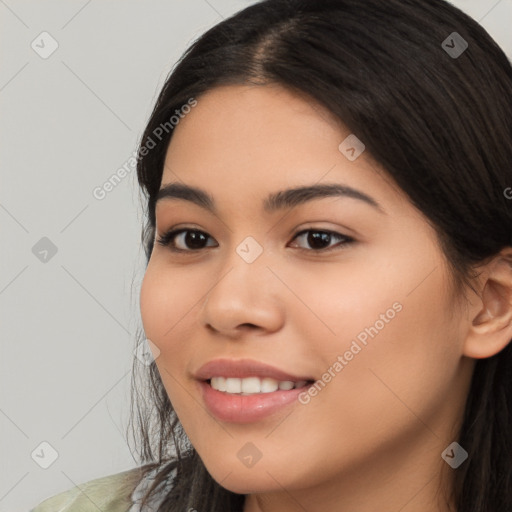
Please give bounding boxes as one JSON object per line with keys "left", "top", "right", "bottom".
{"left": 208, "top": 376, "right": 312, "bottom": 395}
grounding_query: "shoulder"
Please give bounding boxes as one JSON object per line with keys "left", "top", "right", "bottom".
{"left": 29, "top": 463, "right": 178, "bottom": 512}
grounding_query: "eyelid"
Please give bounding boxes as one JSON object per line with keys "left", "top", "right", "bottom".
{"left": 155, "top": 224, "right": 355, "bottom": 254}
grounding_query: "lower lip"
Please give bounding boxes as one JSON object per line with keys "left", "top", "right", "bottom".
{"left": 198, "top": 380, "right": 311, "bottom": 423}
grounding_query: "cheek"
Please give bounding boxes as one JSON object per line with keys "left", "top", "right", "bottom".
{"left": 289, "top": 249, "right": 459, "bottom": 414}
{"left": 139, "top": 266, "right": 166, "bottom": 343}
{"left": 321, "top": 268, "right": 459, "bottom": 428}
{"left": 279, "top": 256, "right": 408, "bottom": 362}
{"left": 140, "top": 262, "right": 190, "bottom": 354}
{"left": 139, "top": 265, "right": 195, "bottom": 410}
{"left": 140, "top": 260, "right": 211, "bottom": 363}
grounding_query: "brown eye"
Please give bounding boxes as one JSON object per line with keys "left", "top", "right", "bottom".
{"left": 156, "top": 229, "right": 217, "bottom": 252}
{"left": 290, "top": 230, "right": 354, "bottom": 252}
{"left": 156, "top": 227, "right": 354, "bottom": 254}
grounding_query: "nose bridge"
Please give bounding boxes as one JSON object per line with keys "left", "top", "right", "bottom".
{"left": 235, "top": 234, "right": 266, "bottom": 266}
{"left": 201, "top": 234, "right": 283, "bottom": 333}
{"left": 211, "top": 234, "right": 269, "bottom": 302}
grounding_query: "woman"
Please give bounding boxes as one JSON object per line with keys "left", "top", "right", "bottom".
{"left": 30, "top": 0, "right": 512, "bottom": 510}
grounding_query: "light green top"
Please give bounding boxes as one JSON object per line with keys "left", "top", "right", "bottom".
{"left": 29, "top": 465, "right": 174, "bottom": 512}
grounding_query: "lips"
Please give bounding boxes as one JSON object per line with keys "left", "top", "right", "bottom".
{"left": 193, "top": 358, "right": 315, "bottom": 382}
{"left": 198, "top": 380, "right": 312, "bottom": 423}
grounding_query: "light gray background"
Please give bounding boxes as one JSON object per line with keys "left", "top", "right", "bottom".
{"left": 1, "top": 1, "right": 511, "bottom": 510}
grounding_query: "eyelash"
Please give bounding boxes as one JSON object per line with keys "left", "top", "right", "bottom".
{"left": 155, "top": 227, "right": 355, "bottom": 254}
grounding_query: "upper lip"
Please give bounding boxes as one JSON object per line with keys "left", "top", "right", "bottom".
{"left": 194, "top": 358, "right": 315, "bottom": 382}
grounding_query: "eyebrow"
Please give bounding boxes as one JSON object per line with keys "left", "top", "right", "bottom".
{"left": 156, "top": 182, "right": 385, "bottom": 214}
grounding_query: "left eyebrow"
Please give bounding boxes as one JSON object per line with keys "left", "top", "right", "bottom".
{"left": 156, "top": 182, "right": 386, "bottom": 214}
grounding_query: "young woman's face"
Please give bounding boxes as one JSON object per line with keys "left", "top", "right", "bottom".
{"left": 140, "top": 84, "right": 475, "bottom": 506}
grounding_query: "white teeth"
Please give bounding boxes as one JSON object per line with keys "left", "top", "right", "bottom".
{"left": 210, "top": 376, "right": 226, "bottom": 392}
{"left": 209, "top": 376, "right": 309, "bottom": 394}
{"left": 225, "top": 377, "right": 242, "bottom": 393}
{"left": 260, "top": 377, "right": 279, "bottom": 393}
{"left": 241, "top": 377, "right": 260, "bottom": 394}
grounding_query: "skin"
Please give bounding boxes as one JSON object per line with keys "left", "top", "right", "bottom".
{"left": 139, "top": 83, "right": 512, "bottom": 512}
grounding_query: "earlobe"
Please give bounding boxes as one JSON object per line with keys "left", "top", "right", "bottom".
{"left": 463, "top": 250, "right": 512, "bottom": 360}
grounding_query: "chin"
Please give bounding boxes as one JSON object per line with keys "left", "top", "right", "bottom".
{"left": 203, "top": 458, "right": 302, "bottom": 495}
{"left": 211, "top": 472, "right": 283, "bottom": 495}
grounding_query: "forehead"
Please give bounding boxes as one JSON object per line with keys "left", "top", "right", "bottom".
{"left": 159, "top": 84, "right": 406, "bottom": 213}
{"left": 165, "top": 83, "right": 345, "bottom": 163}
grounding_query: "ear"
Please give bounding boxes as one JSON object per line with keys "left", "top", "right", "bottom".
{"left": 463, "top": 248, "right": 512, "bottom": 359}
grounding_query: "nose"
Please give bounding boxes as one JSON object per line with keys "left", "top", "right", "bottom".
{"left": 201, "top": 257, "right": 285, "bottom": 338}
